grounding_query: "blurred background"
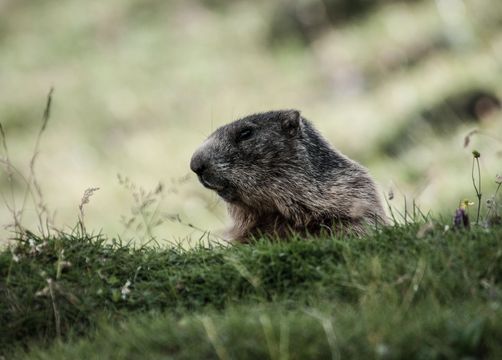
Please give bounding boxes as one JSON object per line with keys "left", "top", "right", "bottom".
{"left": 1, "top": 0, "right": 502, "bottom": 244}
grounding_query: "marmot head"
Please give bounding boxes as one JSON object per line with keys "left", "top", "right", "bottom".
{"left": 190, "top": 110, "right": 306, "bottom": 206}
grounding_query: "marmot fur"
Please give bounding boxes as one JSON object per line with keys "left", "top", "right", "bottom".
{"left": 190, "top": 110, "right": 387, "bottom": 242}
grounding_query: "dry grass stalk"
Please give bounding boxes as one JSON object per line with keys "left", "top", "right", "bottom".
{"left": 78, "top": 187, "right": 100, "bottom": 235}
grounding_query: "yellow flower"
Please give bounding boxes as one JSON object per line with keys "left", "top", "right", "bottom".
{"left": 459, "top": 199, "right": 474, "bottom": 210}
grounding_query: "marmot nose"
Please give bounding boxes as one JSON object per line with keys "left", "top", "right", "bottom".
{"left": 190, "top": 153, "right": 207, "bottom": 175}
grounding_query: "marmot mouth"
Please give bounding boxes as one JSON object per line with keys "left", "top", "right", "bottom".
{"left": 198, "top": 174, "right": 238, "bottom": 202}
{"left": 198, "top": 175, "right": 224, "bottom": 192}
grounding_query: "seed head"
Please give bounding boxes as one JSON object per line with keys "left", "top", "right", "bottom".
{"left": 388, "top": 188, "right": 394, "bottom": 201}
{"left": 496, "top": 174, "right": 502, "bottom": 185}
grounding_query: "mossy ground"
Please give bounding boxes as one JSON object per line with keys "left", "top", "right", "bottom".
{"left": 2, "top": 223, "right": 502, "bottom": 359}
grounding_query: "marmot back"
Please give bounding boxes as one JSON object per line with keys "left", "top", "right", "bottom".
{"left": 190, "top": 110, "right": 387, "bottom": 242}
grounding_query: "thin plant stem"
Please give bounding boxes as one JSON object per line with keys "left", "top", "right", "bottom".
{"left": 471, "top": 156, "right": 482, "bottom": 225}
{"left": 18, "top": 87, "right": 54, "bottom": 234}
{"left": 486, "top": 182, "right": 502, "bottom": 221}
{"left": 384, "top": 194, "right": 397, "bottom": 225}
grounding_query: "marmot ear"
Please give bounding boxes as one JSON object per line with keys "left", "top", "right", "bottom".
{"left": 280, "top": 110, "right": 301, "bottom": 136}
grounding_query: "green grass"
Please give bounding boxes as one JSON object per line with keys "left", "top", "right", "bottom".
{"left": 21, "top": 302, "right": 502, "bottom": 360}
{"left": 2, "top": 223, "right": 502, "bottom": 358}
{"left": 2, "top": 1, "right": 502, "bottom": 358}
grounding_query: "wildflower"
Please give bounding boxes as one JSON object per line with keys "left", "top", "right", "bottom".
{"left": 472, "top": 150, "right": 480, "bottom": 158}
{"left": 461, "top": 199, "right": 474, "bottom": 208}
{"left": 453, "top": 200, "right": 472, "bottom": 229}
{"left": 28, "top": 239, "right": 47, "bottom": 255}
{"left": 496, "top": 174, "right": 502, "bottom": 185}
{"left": 11, "top": 252, "right": 20, "bottom": 263}
{"left": 121, "top": 280, "right": 132, "bottom": 300}
{"left": 453, "top": 208, "right": 469, "bottom": 228}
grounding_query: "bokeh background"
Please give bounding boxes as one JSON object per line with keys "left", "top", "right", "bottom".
{"left": 1, "top": 0, "right": 502, "bottom": 244}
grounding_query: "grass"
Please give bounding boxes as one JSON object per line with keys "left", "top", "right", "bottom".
{"left": 2, "top": 223, "right": 502, "bottom": 358}
{"left": 21, "top": 302, "right": 502, "bottom": 360}
{"left": 1, "top": 1, "right": 502, "bottom": 358}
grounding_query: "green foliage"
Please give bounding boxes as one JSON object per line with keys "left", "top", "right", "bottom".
{"left": 2, "top": 224, "right": 502, "bottom": 358}
{"left": 22, "top": 302, "right": 502, "bottom": 360}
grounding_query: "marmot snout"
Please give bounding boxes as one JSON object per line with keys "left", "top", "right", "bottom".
{"left": 190, "top": 110, "right": 387, "bottom": 242}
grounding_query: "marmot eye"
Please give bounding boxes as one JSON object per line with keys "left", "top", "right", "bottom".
{"left": 236, "top": 128, "right": 253, "bottom": 142}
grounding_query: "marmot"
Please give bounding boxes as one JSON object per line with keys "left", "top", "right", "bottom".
{"left": 190, "top": 110, "right": 387, "bottom": 242}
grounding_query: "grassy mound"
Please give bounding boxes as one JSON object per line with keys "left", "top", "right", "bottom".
{"left": 23, "top": 302, "right": 502, "bottom": 360}
{"left": 2, "top": 224, "right": 502, "bottom": 358}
